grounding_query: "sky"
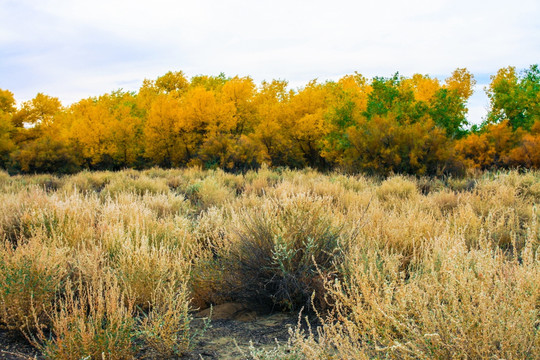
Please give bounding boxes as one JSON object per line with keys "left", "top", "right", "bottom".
{"left": 1, "top": 0, "right": 539, "bottom": 125}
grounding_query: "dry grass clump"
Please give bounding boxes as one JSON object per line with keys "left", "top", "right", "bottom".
{"left": 137, "top": 282, "right": 198, "bottom": 358}
{"left": 452, "top": 175, "right": 536, "bottom": 251}
{"left": 63, "top": 170, "right": 112, "bottom": 193}
{"left": 244, "top": 165, "right": 283, "bottom": 196}
{"left": 446, "top": 176, "right": 477, "bottom": 192}
{"left": 244, "top": 175, "right": 270, "bottom": 196}
{"left": 416, "top": 176, "right": 446, "bottom": 195}
{"left": 143, "top": 167, "right": 184, "bottom": 179}
{"left": 495, "top": 170, "right": 539, "bottom": 200}
{"left": 0, "top": 168, "right": 538, "bottom": 359}
{"left": 429, "top": 189, "right": 460, "bottom": 214}
{"left": 142, "top": 192, "right": 191, "bottom": 218}
{"left": 0, "top": 191, "right": 41, "bottom": 243}
{"left": 223, "top": 193, "right": 344, "bottom": 311}
{"left": 329, "top": 173, "right": 373, "bottom": 193}
{"left": 103, "top": 172, "right": 170, "bottom": 197}
{"left": 164, "top": 166, "right": 206, "bottom": 193}
{"left": 376, "top": 175, "right": 418, "bottom": 202}
{"left": 0, "top": 188, "right": 102, "bottom": 248}
{"left": 526, "top": 182, "right": 540, "bottom": 201}
{"left": 0, "top": 237, "right": 70, "bottom": 332}
{"left": 95, "top": 192, "right": 193, "bottom": 252}
{"left": 0, "top": 171, "right": 202, "bottom": 358}
{"left": 184, "top": 176, "right": 235, "bottom": 210}
{"left": 38, "top": 273, "right": 137, "bottom": 360}
{"left": 23, "top": 174, "right": 64, "bottom": 191}
{"left": 0, "top": 169, "right": 10, "bottom": 184}
{"left": 281, "top": 225, "right": 539, "bottom": 359}
{"left": 113, "top": 243, "right": 192, "bottom": 310}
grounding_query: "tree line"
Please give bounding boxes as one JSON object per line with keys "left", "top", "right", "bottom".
{"left": 0, "top": 65, "right": 538, "bottom": 175}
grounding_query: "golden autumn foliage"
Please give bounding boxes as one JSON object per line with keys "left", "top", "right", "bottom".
{"left": 445, "top": 67, "right": 476, "bottom": 99}
{"left": 0, "top": 89, "right": 16, "bottom": 114}
{"left": 0, "top": 65, "right": 539, "bottom": 175}
{"left": 507, "top": 133, "right": 540, "bottom": 168}
{"left": 144, "top": 94, "right": 185, "bottom": 167}
{"left": 252, "top": 80, "right": 295, "bottom": 167}
{"left": 506, "top": 121, "right": 540, "bottom": 168}
{"left": 0, "top": 112, "right": 15, "bottom": 166}
{"left": 345, "top": 115, "right": 452, "bottom": 175}
{"left": 455, "top": 120, "right": 539, "bottom": 170}
{"left": 69, "top": 99, "right": 116, "bottom": 165}
{"left": 401, "top": 74, "right": 441, "bottom": 103}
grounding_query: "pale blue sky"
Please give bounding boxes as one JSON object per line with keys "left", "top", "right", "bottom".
{"left": 1, "top": 0, "right": 539, "bottom": 125}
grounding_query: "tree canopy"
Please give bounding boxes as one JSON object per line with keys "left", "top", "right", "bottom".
{"left": 1, "top": 65, "right": 538, "bottom": 175}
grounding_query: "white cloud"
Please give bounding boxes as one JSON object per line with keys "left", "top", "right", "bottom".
{"left": 1, "top": 0, "right": 539, "bottom": 124}
{"left": 467, "top": 83, "right": 491, "bottom": 126}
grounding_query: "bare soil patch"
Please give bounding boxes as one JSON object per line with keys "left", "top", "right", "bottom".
{"left": 185, "top": 305, "right": 302, "bottom": 359}
{"left": 0, "top": 304, "right": 307, "bottom": 360}
{"left": 0, "top": 330, "right": 42, "bottom": 360}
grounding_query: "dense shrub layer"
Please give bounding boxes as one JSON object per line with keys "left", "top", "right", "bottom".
{"left": 0, "top": 168, "right": 537, "bottom": 359}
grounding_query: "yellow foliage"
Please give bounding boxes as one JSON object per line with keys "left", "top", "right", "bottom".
{"left": 19, "top": 93, "right": 62, "bottom": 127}
{"left": 144, "top": 94, "right": 185, "bottom": 166}
{"left": 455, "top": 120, "right": 524, "bottom": 169}
{"left": 337, "top": 73, "right": 372, "bottom": 112}
{"left": 69, "top": 99, "right": 115, "bottom": 165}
{"left": 507, "top": 132, "right": 540, "bottom": 168}
{"left": 445, "top": 68, "right": 476, "bottom": 99}
{"left": 0, "top": 89, "right": 16, "bottom": 114}
{"left": 0, "top": 67, "right": 538, "bottom": 175}
{"left": 401, "top": 74, "right": 441, "bottom": 103}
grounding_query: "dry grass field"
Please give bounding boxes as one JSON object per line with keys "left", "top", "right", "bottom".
{"left": 0, "top": 167, "right": 538, "bottom": 359}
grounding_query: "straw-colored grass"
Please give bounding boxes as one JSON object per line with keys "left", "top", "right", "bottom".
{"left": 0, "top": 169, "right": 537, "bottom": 359}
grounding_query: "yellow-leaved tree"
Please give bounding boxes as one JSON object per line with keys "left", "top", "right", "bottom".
{"left": 251, "top": 80, "right": 293, "bottom": 167}
{"left": 345, "top": 115, "right": 451, "bottom": 175}
{"left": 0, "top": 89, "right": 16, "bottom": 166}
{"left": 321, "top": 74, "right": 371, "bottom": 166}
{"left": 97, "top": 91, "right": 145, "bottom": 167}
{"left": 286, "top": 80, "right": 329, "bottom": 168}
{"left": 144, "top": 94, "right": 185, "bottom": 167}
{"left": 68, "top": 98, "right": 116, "bottom": 167}
{"left": 181, "top": 86, "right": 235, "bottom": 168}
